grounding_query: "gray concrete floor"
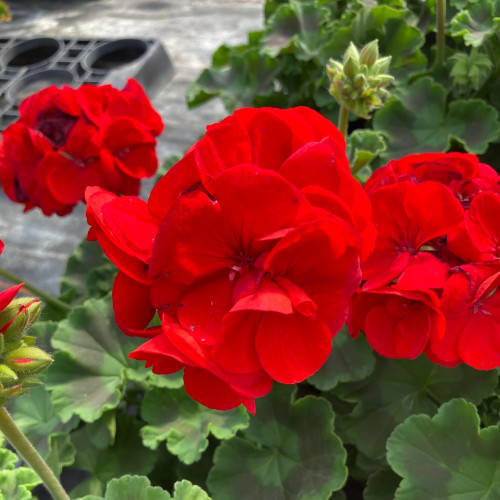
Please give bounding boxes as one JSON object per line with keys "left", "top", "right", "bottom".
{"left": 0, "top": 0, "right": 264, "bottom": 295}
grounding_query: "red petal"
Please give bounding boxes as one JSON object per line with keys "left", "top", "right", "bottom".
{"left": 149, "top": 190, "right": 236, "bottom": 282}
{"left": 264, "top": 219, "right": 361, "bottom": 332}
{"left": 0, "top": 284, "right": 23, "bottom": 310}
{"left": 148, "top": 149, "right": 200, "bottom": 220}
{"left": 183, "top": 366, "right": 246, "bottom": 411}
{"left": 129, "top": 332, "right": 186, "bottom": 373}
{"left": 112, "top": 271, "right": 155, "bottom": 336}
{"left": 177, "top": 276, "right": 233, "bottom": 345}
{"left": 212, "top": 310, "right": 263, "bottom": 374}
{"left": 233, "top": 109, "right": 295, "bottom": 171}
{"left": 465, "top": 192, "right": 500, "bottom": 259}
{"left": 211, "top": 165, "right": 310, "bottom": 253}
{"left": 255, "top": 312, "right": 331, "bottom": 383}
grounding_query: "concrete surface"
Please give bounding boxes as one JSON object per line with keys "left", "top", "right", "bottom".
{"left": 0, "top": 0, "right": 264, "bottom": 295}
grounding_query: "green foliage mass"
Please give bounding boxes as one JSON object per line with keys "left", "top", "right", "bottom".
{"left": 188, "top": 0, "right": 500, "bottom": 170}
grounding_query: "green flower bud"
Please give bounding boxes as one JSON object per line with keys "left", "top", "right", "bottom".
{"left": 360, "top": 40, "right": 379, "bottom": 67}
{"left": 344, "top": 42, "right": 359, "bottom": 63}
{"left": 374, "top": 74, "right": 394, "bottom": 87}
{"left": 374, "top": 56, "right": 391, "bottom": 74}
{"left": 18, "top": 376, "right": 43, "bottom": 389}
{"left": 0, "top": 383, "right": 23, "bottom": 405}
{"left": 0, "top": 365, "right": 18, "bottom": 386}
{"left": 326, "top": 39, "right": 393, "bottom": 119}
{"left": 6, "top": 346, "right": 53, "bottom": 376}
{"left": 0, "top": 298, "right": 41, "bottom": 342}
{"left": 343, "top": 55, "right": 359, "bottom": 79}
{"left": 353, "top": 73, "right": 367, "bottom": 89}
{"left": 22, "top": 336, "right": 36, "bottom": 347}
{"left": 326, "top": 59, "right": 343, "bottom": 76}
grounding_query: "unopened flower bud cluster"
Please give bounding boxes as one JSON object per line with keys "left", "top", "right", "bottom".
{"left": 327, "top": 40, "right": 394, "bottom": 119}
{"left": 0, "top": 297, "right": 51, "bottom": 405}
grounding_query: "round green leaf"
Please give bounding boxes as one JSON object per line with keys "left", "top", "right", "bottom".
{"left": 79, "top": 475, "right": 171, "bottom": 500}
{"left": 8, "top": 386, "right": 77, "bottom": 461}
{"left": 60, "top": 239, "right": 116, "bottom": 306}
{"left": 71, "top": 413, "right": 157, "bottom": 498}
{"left": 140, "top": 387, "right": 249, "bottom": 464}
{"left": 207, "top": 385, "right": 347, "bottom": 499}
{"left": 374, "top": 77, "right": 500, "bottom": 159}
{"left": 45, "top": 295, "right": 146, "bottom": 423}
{"left": 450, "top": 0, "right": 500, "bottom": 47}
{"left": 308, "top": 329, "right": 376, "bottom": 391}
{"left": 262, "top": 2, "right": 330, "bottom": 60}
{"left": 364, "top": 469, "right": 401, "bottom": 500}
{"left": 173, "top": 480, "right": 211, "bottom": 500}
{"left": 335, "top": 356, "right": 498, "bottom": 459}
{"left": 387, "top": 398, "right": 500, "bottom": 499}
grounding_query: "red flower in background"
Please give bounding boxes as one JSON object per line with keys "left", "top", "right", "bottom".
{"left": 86, "top": 106, "right": 365, "bottom": 412}
{"left": 352, "top": 151, "right": 500, "bottom": 370}
{"left": 0, "top": 79, "right": 162, "bottom": 216}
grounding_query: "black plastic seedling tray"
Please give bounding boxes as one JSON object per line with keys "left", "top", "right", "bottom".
{"left": 0, "top": 36, "right": 174, "bottom": 130}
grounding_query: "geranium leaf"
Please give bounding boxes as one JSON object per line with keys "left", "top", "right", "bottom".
{"left": 450, "top": 0, "right": 500, "bottom": 47}
{"left": 8, "top": 385, "right": 77, "bottom": 468}
{"left": 46, "top": 433, "right": 76, "bottom": 477}
{"left": 28, "top": 321, "right": 58, "bottom": 350}
{"left": 0, "top": 453, "right": 41, "bottom": 500}
{"left": 0, "top": 447, "right": 18, "bottom": 470}
{"left": 44, "top": 295, "right": 146, "bottom": 423}
{"left": 335, "top": 356, "right": 498, "bottom": 459}
{"left": 140, "top": 387, "right": 248, "bottom": 465}
{"left": 70, "top": 413, "right": 157, "bottom": 498}
{"left": 387, "top": 398, "right": 500, "bottom": 499}
{"left": 346, "top": 130, "right": 387, "bottom": 173}
{"left": 78, "top": 476, "right": 211, "bottom": 500}
{"left": 324, "top": 6, "right": 426, "bottom": 79}
{"left": 262, "top": 0, "right": 330, "bottom": 60}
{"left": 173, "top": 480, "right": 211, "bottom": 500}
{"left": 308, "top": 328, "right": 376, "bottom": 391}
{"left": 373, "top": 77, "right": 500, "bottom": 159}
{"left": 78, "top": 475, "right": 171, "bottom": 500}
{"left": 60, "top": 239, "right": 117, "bottom": 306}
{"left": 207, "top": 385, "right": 347, "bottom": 499}
{"left": 364, "top": 469, "right": 401, "bottom": 500}
{"left": 187, "top": 46, "right": 279, "bottom": 112}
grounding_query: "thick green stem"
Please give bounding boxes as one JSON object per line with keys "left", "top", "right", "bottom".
{"left": 0, "top": 266, "right": 71, "bottom": 313}
{"left": 338, "top": 104, "right": 349, "bottom": 138}
{"left": 0, "top": 406, "right": 70, "bottom": 500}
{"left": 436, "top": 0, "right": 446, "bottom": 66}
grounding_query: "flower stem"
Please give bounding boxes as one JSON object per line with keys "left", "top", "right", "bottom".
{"left": 0, "top": 266, "right": 71, "bottom": 313}
{"left": 0, "top": 406, "right": 70, "bottom": 500}
{"left": 436, "top": 0, "right": 446, "bottom": 66}
{"left": 338, "top": 104, "right": 349, "bottom": 138}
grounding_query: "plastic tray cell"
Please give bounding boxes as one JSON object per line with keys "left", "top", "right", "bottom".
{"left": 0, "top": 36, "right": 174, "bottom": 130}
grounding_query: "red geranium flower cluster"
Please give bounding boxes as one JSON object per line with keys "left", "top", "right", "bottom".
{"left": 0, "top": 79, "right": 163, "bottom": 216}
{"left": 350, "top": 152, "right": 500, "bottom": 370}
{"left": 86, "top": 107, "right": 371, "bottom": 412}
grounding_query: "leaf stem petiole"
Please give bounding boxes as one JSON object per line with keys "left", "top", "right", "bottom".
{"left": 0, "top": 266, "right": 71, "bottom": 313}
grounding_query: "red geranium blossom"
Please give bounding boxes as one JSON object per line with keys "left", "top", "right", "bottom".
{"left": 86, "top": 106, "right": 366, "bottom": 411}
{"left": 362, "top": 180, "right": 463, "bottom": 290}
{"left": 430, "top": 263, "right": 500, "bottom": 369}
{"left": 364, "top": 152, "right": 499, "bottom": 207}
{"left": 349, "top": 285, "right": 445, "bottom": 359}
{"left": 448, "top": 191, "right": 500, "bottom": 262}
{"left": 353, "top": 151, "right": 500, "bottom": 370}
{"left": 150, "top": 106, "right": 375, "bottom": 260}
{"left": 0, "top": 79, "right": 162, "bottom": 215}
